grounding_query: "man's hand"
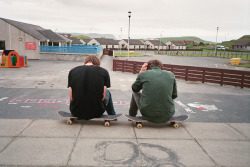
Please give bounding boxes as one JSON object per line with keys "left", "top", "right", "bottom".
{"left": 140, "top": 63, "right": 148, "bottom": 73}
{"left": 69, "top": 87, "right": 73, "bottom": 101}
{"left": 102, "top": 86, "right": 107, "bottom": 101}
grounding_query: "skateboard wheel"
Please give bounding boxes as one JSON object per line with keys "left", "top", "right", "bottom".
{"left": 104, "top": 121, "right": 110, "bottom": 127}
{"left": 173, "top": 123, "right": 179, "bottom": 128}
{"left": 67, "top": 120, "right": 72, "bottom": 125}
{"left": 136, "top": 123, "right": 142, "bottom": 129}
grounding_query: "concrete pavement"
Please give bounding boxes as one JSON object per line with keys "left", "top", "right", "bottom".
{"left": 1, "top": 119, "right": 250, "bottom": 166}
{"left": 0, "top": 55, "right": 250, "bottom": 166}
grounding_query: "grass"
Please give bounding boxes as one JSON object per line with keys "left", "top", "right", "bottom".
{"left": 159, "top": 50, "right": 250, "bottom": 60}
{"left": 237, "top": 63, "right": 250, "bottom": 68}
{"left": 114, "top": 52, "right": 145, "bottom": 57}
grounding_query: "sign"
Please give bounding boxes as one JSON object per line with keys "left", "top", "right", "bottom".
{"left": 25, "top": 42, "right": 36, "bottom": 50}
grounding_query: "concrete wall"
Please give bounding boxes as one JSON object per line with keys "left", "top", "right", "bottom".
{"left": 40, "top": 50, "right": 103, "bottom": 62}
{"left": 0, "top": 19, "right": 40, "bottom": 59}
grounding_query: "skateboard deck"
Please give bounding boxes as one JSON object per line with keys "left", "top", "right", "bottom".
{"left": 57, "top": 111, "right": 123, "bottom": 126}
{"left": 124, "top": 115, "right": 189, "bottom": 129}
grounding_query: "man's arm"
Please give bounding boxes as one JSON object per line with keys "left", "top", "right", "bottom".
{"left": 69, "top": 87, "right": 73, "bottom": 101}
{"left": 102, "top": 86, "right": 107, "bottom": 101}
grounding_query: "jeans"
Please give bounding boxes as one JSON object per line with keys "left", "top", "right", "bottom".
{"left": 104, "top": 89, "right": 116, "bottom": 115}
{"left": 129, "top": 92, "right": 142, "bottom": 116}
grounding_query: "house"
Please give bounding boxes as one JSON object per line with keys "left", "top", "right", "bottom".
{"left": 60, "top": 34, "right": 90, "bottom": 45}
{"left": 0, "top": 17, "right": 67, "bottom": 59}
{"left": 88, "top": 38, "right": 119, "bottom": 49}
{"left": 80, "top": 39, "right": 90, "bottom": 45}
{"left": 144, "top": 40, "right": 167, "bottom": 50}
{"left": 166, "top": 40, "right": 186, "bottom": 50}
{"left": 119, "top": 39, "right": 145, "bottom": 50}
{"left": 232, "top": 40, "right": 250, "bottom": 51}
{"left": 60, "top": 34, "right": 82, "bottom": 45}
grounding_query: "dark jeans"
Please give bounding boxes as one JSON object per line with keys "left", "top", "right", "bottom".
{"left": 129, "top": 92, "right": 142, "bottom": 116}
{"left": 104, "top": 89, "right": 116, "bottom": 115}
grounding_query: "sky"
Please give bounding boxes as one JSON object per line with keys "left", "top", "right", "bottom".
{"left": 0, "top": 0, "right": 250, "bottom": 42}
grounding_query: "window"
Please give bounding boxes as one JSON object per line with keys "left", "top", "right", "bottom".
{"left": 53, "top": 42, "right": 59, "bottom": 46}
{"left": 0, "top": 41, "right": 6, "bottom": 50}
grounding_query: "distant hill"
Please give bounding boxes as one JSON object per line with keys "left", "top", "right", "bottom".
{"left": 71, "top": 33, "right": 116, "bottom": 39}
{"left": 160, "top": 36, "right": 213, "bottom": 44}
{"left": 72, "top": 35, "right": 91, "bottom": 39}
{"left": 219, "top": 35, "right": 250, "bottom": 49}
{"left": 238, "top": 35, "right": 250, "bottom": 40}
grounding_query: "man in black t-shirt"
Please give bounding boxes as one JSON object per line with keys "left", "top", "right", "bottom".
{"left": 68, "top": 55, "right": 116, "bottom": 119}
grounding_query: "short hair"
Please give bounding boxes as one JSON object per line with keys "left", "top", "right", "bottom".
{"left": 84, "top": 55, "right": 101, "bottom": 66}
{"left": 147, "top": 59, "right": 163, "bottom": 70}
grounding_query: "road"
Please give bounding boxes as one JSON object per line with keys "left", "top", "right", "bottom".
{"left": 0, "top": 55, "right": 249, "bottom": 123}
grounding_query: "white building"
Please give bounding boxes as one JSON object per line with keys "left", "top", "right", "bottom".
{"left": 144, "top": 40, "right": 167, "bottom": 50}
{"left": 166, "top": 41, "right": 186, "bottom": 50}
{"left": 88, "top": 38, "right": 119, "bottom": 49}
{"left": 232, "top": 40, "right": 250, "bottom": 51}
{"left": 119, "top": 39, "right": 145, "bottom": 50}
{"left": 0, "top": 17, "right": 68, "bottom": 59}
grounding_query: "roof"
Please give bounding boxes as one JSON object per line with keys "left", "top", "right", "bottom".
{"left": 93, "top": 38, "right": 119, "bottom": 45}
{"left": 171, "top": 40, "right": 186, "bottom": 46}
{"left": 37, "top": 30, "right": 65, "bottom": 42}
{"left": 184, "top": 40, "right": 195, "bottom": 45}
{"left": 147, "top": 40, "right": 167, "bottom": 46}
{"left": 1, "top": 17, "right": 66, "bottom": 42}
{"left": 66, "top": 36, "right": 82, "bottom": 44}
{"left": 123, "top": 39, "right": 144, "bottom": 45}
{"left": 58, "top": 34, "right": 71, "bottom": 43}
{"left": 81, "top": 39, "right": 91, "bottom": 43}
{"left": 233, "top": 40, "right": 250, "bottom": 46}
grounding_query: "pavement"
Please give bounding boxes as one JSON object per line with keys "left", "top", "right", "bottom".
{"left": 0, "top": 54, "right": 250, "bottom": 167}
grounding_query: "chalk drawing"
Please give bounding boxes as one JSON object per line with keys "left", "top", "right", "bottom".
{"left": 9, "top": 99, "right": 69, "bottom": 104}
{"left": 21, "top": 106, "right": 31, "bottom": 108}
{"left": 50, "top": 106, "right": 60, "bottom": 109}
{"left": 113, "top": 100, "right": 130, "bottom": 107}
{"left": 175, "top": 101, "right": 195, "bottom": 113}
{"left": 187, "top": 102, "right": 222, "bottom": 112}
{"left": 94, "top": 141, "right": 184, "bottom": 166}
{"left": 8, "top": 98, "right": 130, "bottom": 109}
{"left": 0, "top": 97, "right": 9, "bottom": 101}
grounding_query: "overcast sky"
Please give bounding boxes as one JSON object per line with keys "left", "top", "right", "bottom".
{"left": 1, "top": 0, "right": 249, "bottom": 42}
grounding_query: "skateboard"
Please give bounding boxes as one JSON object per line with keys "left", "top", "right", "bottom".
{"left": 57, "top": 111, "right": 123, "bottom": 127}
{"left": 124, "top": 115, "right": 189, "bottom": 129}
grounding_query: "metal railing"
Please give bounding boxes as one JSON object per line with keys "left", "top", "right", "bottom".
{"left": 113, "top": 59, "right": 250, "bottom": 88}
{"left": 40, "top": 45, "right": 103, "bottom": 54}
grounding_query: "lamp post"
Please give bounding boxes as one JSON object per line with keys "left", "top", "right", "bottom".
{"left": 127, "top": 11, "right": 131, "bottom": 60}
{"left": 214, "top": 27, "right": 219, "bottom": 56}
{"left": 158, "top": 33, "right": 162, "bottom": 54}
{"left": 120, "top": 28, "right": 122, "bottom": 56}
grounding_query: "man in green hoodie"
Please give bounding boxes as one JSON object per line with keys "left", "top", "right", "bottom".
{"left": 129, "top": 59, "right": 178, "bottom": 123}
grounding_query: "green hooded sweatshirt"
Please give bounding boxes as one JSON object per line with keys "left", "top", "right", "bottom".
{"left": 132, "top": 66, "right": 177, "bottom": 123}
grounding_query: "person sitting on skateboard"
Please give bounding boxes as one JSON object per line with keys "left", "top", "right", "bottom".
{"left": 68, "top": 55, "right": 116, "bottom": 119}
{"left": 129, "top": 59, "right": 177, "bottom": 123}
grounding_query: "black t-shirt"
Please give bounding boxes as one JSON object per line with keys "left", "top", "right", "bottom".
{"left": 68, "top": 65, "right": 110, "bottom": 119}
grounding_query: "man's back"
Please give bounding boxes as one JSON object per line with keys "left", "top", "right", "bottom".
{"left": 132, "top": 66, "right": 177, "bottom": 123}
{"left": 68, "top": 65, "right": 110, "bottom": 119}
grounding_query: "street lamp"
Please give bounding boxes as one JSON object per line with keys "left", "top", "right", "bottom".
{"left": 127, "top": 11, "right": 131, "bottom": 60}
{"left": 158, "top": 33, "right": 162, "bottom": 54}
{"left": 214, "top": 27, "right": 219, "bottom": 56}
{"left": 120, "top": 28, "right": 122, "bottom": 56}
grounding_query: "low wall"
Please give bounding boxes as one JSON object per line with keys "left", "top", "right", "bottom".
{"left": 113, "top": 59, "right": 250, "bottom": 88}
{"left": 40, "top": 50, "right": 103, "bottom": 62}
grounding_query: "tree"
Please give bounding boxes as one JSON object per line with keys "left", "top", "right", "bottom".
{"left": 199, "top": 42, "right": 205, "bottom": 46}
{"left": 186, "top": 44, "right": 194, "bottom": 48}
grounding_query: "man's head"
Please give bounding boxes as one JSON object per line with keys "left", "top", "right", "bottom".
{"left": 84, "top": 55, "right": 101, "bottom": 66}
{"left": 147, "top": 59, "right": 163, "bottom": 70}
